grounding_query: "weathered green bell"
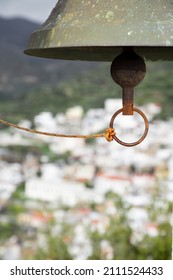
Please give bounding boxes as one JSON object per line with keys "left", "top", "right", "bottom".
{"left": 24, "top": 0, "right": 173, "bottom": 61}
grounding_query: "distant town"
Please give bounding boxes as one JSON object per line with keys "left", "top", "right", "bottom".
{"left": 0, "top": 98, "right": 172, "bottom": 260}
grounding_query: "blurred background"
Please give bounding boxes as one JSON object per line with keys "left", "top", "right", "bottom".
{"left": 0, "top": 0, "right": 172, "bottom": 260}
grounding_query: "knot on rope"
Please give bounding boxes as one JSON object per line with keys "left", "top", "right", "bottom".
{"left": 105, "top": 127, "right": 116, "bottom": 142}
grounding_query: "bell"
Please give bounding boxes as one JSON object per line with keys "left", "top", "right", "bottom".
{"left": 24, "top": 0, "right": 173, "bottom": 61}
{"left": 24, "top": 1, "right": 173, "bottom": 146}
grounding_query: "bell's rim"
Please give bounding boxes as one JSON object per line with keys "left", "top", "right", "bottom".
{"left": 24, "top": 46, "right": 173, "bottom": 62}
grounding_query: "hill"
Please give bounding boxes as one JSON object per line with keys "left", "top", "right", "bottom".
{"left": 0, "top": 17, "right": 99, "bottom": 96}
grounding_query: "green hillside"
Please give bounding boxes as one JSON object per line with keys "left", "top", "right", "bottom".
{"left": 0, "top": 60, "right": 173, "bottom": 122}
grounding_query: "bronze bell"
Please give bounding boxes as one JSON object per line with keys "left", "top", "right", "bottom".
{"left": 24, "top": 0, "right": 173, "bottom": 146}
{"left": 24, "top": 0, "right": 173, "bottom": 61}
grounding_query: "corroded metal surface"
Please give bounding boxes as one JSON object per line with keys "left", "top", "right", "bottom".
{"left": 111, "top": 48, "right": 146, "bottom": 115}
{"left": 109, "top": 107, "right": 149, "bottom": 147}
{"left": 25, "top": 0, "right": 173, "bottom": 61}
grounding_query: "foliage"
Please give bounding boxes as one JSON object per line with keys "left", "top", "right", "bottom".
{"left": 6, "top": 144, "right": 70, "bottom": 163}
{"left": 33, "top": 235, "right": 73, "bottom": 260}
{"left": 32, "top": 224, "right": 73, "bottom": 260}
{"left": 138, "top": 221, "right": 172, "bottom": 260}
{"left": 88, "top": 193, "right": 171, "bottom": 260}
{"left": 0, "top": 222, "right": 20, "bottom": 242}
{"left": 11, "top": 183, "right": 25, "bottom": 201}
{"left": 1, "top": 61, "right": 173, "bottom": 122}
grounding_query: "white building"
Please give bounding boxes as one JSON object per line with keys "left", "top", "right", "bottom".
{"left": 64, "top": 164, "right": 95, "bottom": 182}
{"left": 25, "top": 177, "right": 89, "bottom": 207}
{"left": 0, "top": 161, "right": 23, "bottom": 185}
{"left": 94, "top": 173, "right": 131, "bottom": 197}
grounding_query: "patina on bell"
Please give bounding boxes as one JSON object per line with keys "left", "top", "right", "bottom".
{"left": 24, "top": 0, "right": 173, "bottom": 61}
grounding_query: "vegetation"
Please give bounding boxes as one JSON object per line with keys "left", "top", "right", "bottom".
{"left": 33, "top": 235, "right": 73, "bottom": 260}
{"left": 5, "top": 144, "right": 71, "bottom": 163}
{"left": 88, "top": 194, "right": 172, "bottom": 260}
{"left": 0, "top": 222, "right": 21, "bottom": 242}
{"left": 0, "top": 61, "right": 173, "bottom": 122}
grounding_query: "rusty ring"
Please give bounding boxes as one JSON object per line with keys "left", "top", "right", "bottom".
{"left": 109, "top": 107, "right": 149, "bottom": 147}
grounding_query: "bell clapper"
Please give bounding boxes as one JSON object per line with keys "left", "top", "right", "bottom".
{"left": 109, "top": 47, "right": 149, "bottom": 146}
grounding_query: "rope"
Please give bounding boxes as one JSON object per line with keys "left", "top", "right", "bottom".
{"left": 0, "top": 119, "right": 116, "bottom": 142}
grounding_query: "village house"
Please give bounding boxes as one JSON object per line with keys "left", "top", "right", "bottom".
{"left": 94, "top": 172, "right": 131, "bottom": 197}
{"left": 25, "top": 177, "right": 89, "bottom": 207}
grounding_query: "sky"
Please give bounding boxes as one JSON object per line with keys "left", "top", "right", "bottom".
{"left": 0, "top": 0, "right": 57, "bottom": 23}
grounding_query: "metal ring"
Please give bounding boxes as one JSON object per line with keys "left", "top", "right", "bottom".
{"left": 109, "top": 107, "right": 149, "bottom": 147}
